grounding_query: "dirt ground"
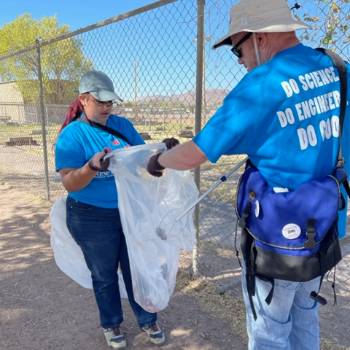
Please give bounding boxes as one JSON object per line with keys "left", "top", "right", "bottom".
{"left": 1, "top": 179, "right": 350, "bottom": 350}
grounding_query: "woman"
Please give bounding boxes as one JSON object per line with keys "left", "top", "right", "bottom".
{"left": 55, "top": 70, "right": 176, "bottom": 349}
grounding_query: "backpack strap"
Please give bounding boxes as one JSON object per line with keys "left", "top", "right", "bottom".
{"left": 316, "top": 48, "right": 348, "bottom": 166}
{"left": 241, "top": 228, "right": 258, "bottom": 320}
{"left": 317, "top": 48, "right": 350, "bottom": 199}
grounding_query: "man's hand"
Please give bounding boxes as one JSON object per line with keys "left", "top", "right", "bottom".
{"left": 162, "top": 137, "right": 179, "bottom": 150}
{"left": 147, "top": 139, "right": 179, "bottom": 177}
{"left": 147, "top": 152, "right": 165, "bottom": 177}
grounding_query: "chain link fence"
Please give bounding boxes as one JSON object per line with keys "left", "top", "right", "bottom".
{"left": 0, "top": 0, "right": 349, "bottom": 283}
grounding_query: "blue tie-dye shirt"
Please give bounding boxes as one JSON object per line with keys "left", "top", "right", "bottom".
{"left": 194, "top": 44, "right": 350, "bottom": 237}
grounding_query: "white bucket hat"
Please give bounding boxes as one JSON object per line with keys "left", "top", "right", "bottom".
{"left": 213, "top": 0, "right": 308, "bottom": 49}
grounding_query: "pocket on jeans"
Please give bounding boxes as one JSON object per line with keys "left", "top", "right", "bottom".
{"left": 254, "top": 309, "right": 292, "bottom": 346}
{"left": 293, "top": 300, "right": 317, "bottom": 311}
{"left": 259, "top": 305, "right": 292, "bottom": 325}
{"left": 67, "top": 198, "right": 94, "bottom": 211}
{"left": 255, "top": 278, "right": 295, "bottom": 324}
{"left": 66, "top": 213, "right": 97, "bottom": 242}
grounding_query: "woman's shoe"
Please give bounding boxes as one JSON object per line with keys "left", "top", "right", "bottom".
{"left": 141, "top": 322, "right": 165, "bottom": 345}
{"left": 103, "top": 327, "right": 127, "bottom": 349}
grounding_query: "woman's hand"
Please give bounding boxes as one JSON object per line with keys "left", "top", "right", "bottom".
{"left": 88, "top": 148, "right": 111, "bottom": 172}
{"left": 59, "top": 148, "right": 112, "bottom": 192}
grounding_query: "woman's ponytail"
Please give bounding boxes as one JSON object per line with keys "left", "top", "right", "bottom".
{"left": 59, "top": 97, "right": 83, "bottom": 132}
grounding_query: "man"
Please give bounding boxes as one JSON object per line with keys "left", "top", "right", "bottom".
{"left": 147, "top": 0, "right": 350, "bottom": 349}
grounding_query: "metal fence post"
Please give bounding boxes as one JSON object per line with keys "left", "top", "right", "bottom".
{"left": 192, "top": 0, "right": 205, "bottom": 277}
{"left": 36, "top": 38, "right": 51, "bottom": 201}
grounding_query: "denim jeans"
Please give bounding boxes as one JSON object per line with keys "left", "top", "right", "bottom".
{"left": 66, "top": 196, "right": 157, "bottom": 329}
{"left": 241, "top": 273, "right": 320, "bottom": 350}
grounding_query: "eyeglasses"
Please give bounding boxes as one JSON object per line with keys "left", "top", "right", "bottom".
{"left": 231, "top": 32, "right": 253, "bottom": 58}
{"left": 88, "top": 94, "right": 115, "bottom": 108}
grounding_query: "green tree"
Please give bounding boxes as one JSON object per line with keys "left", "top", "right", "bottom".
{"left": 0, "top": 14, "right": 92, "bottom": 103}
{"left": 295, "top": 0, "right": 350, "bottom": 58}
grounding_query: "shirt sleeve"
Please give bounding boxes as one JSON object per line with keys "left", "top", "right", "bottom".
{"left": 193, "top": 77, "right": 267, "bottom": 163}
{"left": 124, "top": 119, "right": 145, "bottom": 146}
{"left": 109, "top": 116, "right": 145, "bottom": 146}
{"left": 55, "top": 126, "right": 86, "bottom": 171}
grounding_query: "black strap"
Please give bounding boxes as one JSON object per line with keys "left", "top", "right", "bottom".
{"left": 331, "top": 267, "right": 337, "bottom": 306}
{"left": 309, "top": 222, "right": 339, "bottom": 306}
{"left": 304, "top": 219, "right": 317, "bottom": 248}
{"left": 317, "top": 48, "right": 350, "bottom": 203}
{"left": 264, "top": 278, "right": 274, "bottom": 305}
{"left": 85, "top": 117, "right": 133, "bottom": 145}
{"left": 316, "top": 48, "right": 348, "bottom": 165}
{"left": 310, "top": 276, "right": 327, "bottom": 306}
{"left": 241, "top": 229, "right": 258, "bottom": 320}
{"left": 343, "top": 179, "right": 350, "bottom": 198}
{"left": 233, "top": 219, "right": 242, "bottom": 268}
{"left": 256, "top": 274, "right": 275, "bottom": 305}
{"left": 238, "top": 201, "right": 251, "bottom": 228}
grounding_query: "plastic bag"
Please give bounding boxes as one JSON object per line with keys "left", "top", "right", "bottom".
{"left": 50, "top": 197, "right": 127, "bottom": 296}
{"left": 109, "top": 143, "right": 198, "bottom": 312}
{"left": 50, "top": 197, "right": 92, "bottom": 289}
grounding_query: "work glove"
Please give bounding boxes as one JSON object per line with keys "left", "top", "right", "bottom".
{"left": 147, "top": 138, "right": 179, "bottom": 177}
{"left": 147, "top": 152, "right": 165, "bottom": 177}
{"left": 88, "top": 148, "right": 111, "bottom": 172}
{"left": 162, "top": 137, "right": 179, "bottom": 150}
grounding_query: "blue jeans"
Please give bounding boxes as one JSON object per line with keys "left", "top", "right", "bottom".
{"left": 241, "top": 273, "right": 320, "bottom": 350}
{"left": 66, "top": 197, "right": 157, "bottom": 329}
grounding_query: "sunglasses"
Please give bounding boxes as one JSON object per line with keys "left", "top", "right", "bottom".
{"left": 88, "top": 94, "right": 114, "bottom": 108}
{"left": 231, "top": 32, "right": 253, "bottom": 58}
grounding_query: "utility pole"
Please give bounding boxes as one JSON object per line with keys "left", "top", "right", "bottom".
{"left": 193, "top": 0, "right": 205, "bottom": 277}
{"left": 193, "top": 35, "right": 211, "bottom": 123}
{"left": 203, "top": 35, "right": 211, "bottom": 123}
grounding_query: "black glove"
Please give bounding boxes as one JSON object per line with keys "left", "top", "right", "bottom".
{"left": 88, "top": 157, "right": 110, "bottom": 172}
{"left": 99, "top": 156, "right": 110, "bottom": 171}
{"left": 162, "top": 137, "right": 179, "bottom": 150}
{"left": 147, "top": 152, "right": 165, "bottom": 177}
{"left": 88, "top": 149, "right": 110, "bottom": 172}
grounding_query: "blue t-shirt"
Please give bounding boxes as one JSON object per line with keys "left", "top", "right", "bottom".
{"left": 194, "top": 44, "right": 350, "bottom": 236}
{"left": 55, "top": 114, "right": 145, "bottom": 208}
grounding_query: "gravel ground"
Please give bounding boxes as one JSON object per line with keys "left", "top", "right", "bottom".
{"left": 0, "top": 181, "right": 246, "bottom": 350}
{"left": 1, "top": 168, "right": 350, "bottom": 349}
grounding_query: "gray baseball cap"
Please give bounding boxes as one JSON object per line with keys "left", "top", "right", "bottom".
{"left": 79, "top": 70, "right": 123, "bottom": 102}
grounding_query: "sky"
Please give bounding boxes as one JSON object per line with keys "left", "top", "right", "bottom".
{"left": 0, "top": 0, "right": 155, "bottom": 31}
{"left": 0, "top": 0, "right": 207, "bottom": 99}
{"left": 0, "top": 1, "right": 347, "bottom": 100}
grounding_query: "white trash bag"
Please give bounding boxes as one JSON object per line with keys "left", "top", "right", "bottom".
{"left": 50, "top": 197, "right": 93, "bottom": 289}
{"left": 109, "top": 143, "right": 198, "bottom": 312}
{"left": 50, "top": 197, "right": 127, "bottom": 296}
